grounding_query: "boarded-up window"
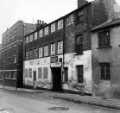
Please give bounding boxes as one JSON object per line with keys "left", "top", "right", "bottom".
{"left": 38, "top": 68, "right": 42, "bottom": 79}
{"left": 43, "top": 67, "right": 48, "bottom": 79}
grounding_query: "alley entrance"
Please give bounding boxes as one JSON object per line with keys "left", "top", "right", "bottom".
{"left": 51, "top": 67, "right": 62, "bottom": 91}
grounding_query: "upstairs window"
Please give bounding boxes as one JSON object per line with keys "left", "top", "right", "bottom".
{"left": 51, "top": 23, "right": 56, "bottom": 33}
{"left": 76, "top": 11, "right": 85, "bottom": 24}
{"left": 33, "top": 48, "right": 38, "bottom": 58}
{"left": 25, "top": 36, "right": 29, "bottom": 43}
{"left": 98, "top": 30, "right": 110, "bottom": 48}
{"left": 100, "top": 63, "right": 110, "bottom": 80}
{"left": 29, "top": 34, "right": 34, "bottom": 42}
{"left": 51, "top": 43, "right": 56, "bottom": 55}
{"left": 39, "top": 29, "right": 43, "bottom": 38}
{"left": 39, "top": 47, "right": 43, "bottom": 58}
{"left": 44, "top": 26, "right": 49, "bottom": 36}
{"left": 75, "top": 34, "right": 83, "bottom": 54}
{"left": 66, "top": 14, "right": 74, "bottom": 26}
{"left": 44, "top": 46, "right": 49, "bottom": 57}
{"left": 34, "top": 32, "right": 37, "bottom": 40}
{"left": 57, "top": 41, "right": 63, "bottom": 54}
{"left": 58, "top": 19, "right": 63, "bottom": 30}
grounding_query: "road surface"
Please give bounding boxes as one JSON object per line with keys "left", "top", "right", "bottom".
{"left": 0, "top": 89, "right": 119, "bottom": 113}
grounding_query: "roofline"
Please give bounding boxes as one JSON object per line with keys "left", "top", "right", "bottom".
{"left": 25, "top": 2, "right": 91, "bottom": 37}
{"left": 92, "top": 19, "right": 120, "bottom": 32}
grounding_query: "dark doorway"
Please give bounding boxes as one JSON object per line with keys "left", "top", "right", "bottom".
{"left": 33, "top": 71, "right": 37, "bottom": 81}
{"left": 51, "top": 67, "right": 62, "bottom": 91}
{"left": 76, "top": 65, "right": 84, "bottom": 83}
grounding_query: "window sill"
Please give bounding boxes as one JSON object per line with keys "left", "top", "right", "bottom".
{"left": 97, "top": 45, "right": 112, "bottom": 49}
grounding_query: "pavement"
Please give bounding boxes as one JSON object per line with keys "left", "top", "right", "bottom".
{"left": 1, "top": 86, "right": 120, "bottom": 110}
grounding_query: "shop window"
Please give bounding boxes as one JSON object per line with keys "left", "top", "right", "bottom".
{"left": 29, "top": 68, "right": 32, "bottom": 78}
{"left": 44, "top": 26, "right": 49, "bottom": 36}
{"left": 58, "top": 19, "right": 63, "bottom": 30}
{"left": 66, "top": 14, "right": 74, "bottom": 26}
{"left": 39, "top": 47, "right": 43, "bottom": 58}
{"left": 44, "top": 46, "right": 49, "bottom": 57}
{"left": 38, "top": 68, "right": 42, "bottom": 79}
{"left": 43, "top": 67, "right": 48, "bottom": 79}
{"left": 98, "top": 30, "right": 111, "bottom": 48}
{"left": 75, "top": 34, "right": 83, "bottom": 54}
{"left": 51, "top": 43, "right": 56, "bottom": 55}
{"left": 100, "top": 63, "right": 110, "bottom": 80}
{"left": 76, "top": 65, "right": 84, "bottom": 83}
{"left": 39, "top": 29, "right": 43, "bottom": 38}
{"left": 57, "top": 41, "right": 63, "bottom": 54}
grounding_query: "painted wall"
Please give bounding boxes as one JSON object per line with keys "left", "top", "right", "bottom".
{"left": 23, "top": 50, "right": 92, "bottom": 94}
{"left": 92, "top": 26, "right": 120, "bottom": 98}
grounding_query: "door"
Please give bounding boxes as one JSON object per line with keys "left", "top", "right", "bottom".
{"left": 76, "top": 65, "right": 84, "bottom": 83}
{"left": 33, "top": 71, "right": 37, "bottom": 88}
{"left": 51, "top": 68, "right": 62, "bottom": 91}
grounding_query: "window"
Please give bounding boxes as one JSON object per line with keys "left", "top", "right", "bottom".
{"left": 57, "top": 41, "right": 63, "bottom": 54}
{"left": 58, "top": 19, "right": 63, "bottom": 30}
{"left": 25, "top": 36, "right": 29, "bottom": 43}
{"left": 75, "top": 35, "right": 83, "bottom": 54}
{"left": 66, "top": 14, "right": 74, "bottom": 26}
{"left": 44, "top": 26, "right": 49, "bottom": 35}
{"left": 34, "top": 32, "right": 37, "bottom": 40}
{"left": 76, "top": 65, "right": 84, "bottom": 83}
{"left": 43, "top": 67, "right": 48, "bottom": 79}
{"left": 98, "top": 30, "right": 110, "bottom": 48}
{"left": 33, "top": 48, "right": 38, "bottom": 58}
{"left": 26, "top": 51, "right": 29, "bottom": 59}
{"left": 51, "top": 23, "right": 56, "bottom": 33}
{"left": 64, "top": 67, "right": 68, "bottom": 82}
{"left": 29, "top": 34, "right": 34, "bottom": 42}
{"left": 38, "top": 68, "right": 42, "bottom": 79}
{"left": 44, "top": 46, "right": 49, "bottom": 57}
{"left": 29, "top": 68, "right": 32, "bottom": 78}
{"left": 39, "top": 29, "right": 43, "bottom": 38}
{"left": 76, "top": 11, "right": 85, "bottom": 24}
{"left": 39, "top": 47, "right": 43, "bottom": 58}
{"left": 51, "top": 43, "right": 56, "bottom": 55}
{"left": 100, "top": 63, "right": 110, "bottom": 80}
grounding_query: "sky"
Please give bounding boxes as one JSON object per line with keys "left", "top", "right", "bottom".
{"left": 0, "top": 0, "right": 120, "bottom": 44}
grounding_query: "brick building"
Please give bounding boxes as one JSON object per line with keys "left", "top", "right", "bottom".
{"left": 0, "top": 21, "right": 36, "bottom": 88}
{"left": 23, "top": 0, "right": 112, "bottom": 94}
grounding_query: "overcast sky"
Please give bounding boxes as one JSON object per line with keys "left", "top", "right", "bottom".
{"left": 0, "top": 0, "right": 120, "bottom": 43}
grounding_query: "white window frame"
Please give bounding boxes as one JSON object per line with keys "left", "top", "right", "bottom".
{"left": 51, "top": 23, "right": 56, "bottom": 33}
{"left": 44, "top": 46, "right": 49, "bottom": 57}
{"left": 44, "top": 26, "right": 49, "bottom": 36}
{"left": 34, "top": 32, "right": 37, "bottom": 40}
{"left": 58, "top": 19, "right": 63, "bottom": 30}
{"left": 66, "top": 14, "right": 74, "bottom": 26}
{"left": 39, "top": 47, "right": 43, "bottom": 58}
{"left": 39, "top": 29, "right": 43, "bottom": 38}
{"left": 51, "top": 43, "right": 56, "bottom": 55}
{"left": 58, "top": 41, "right": 63, "bottom": 54}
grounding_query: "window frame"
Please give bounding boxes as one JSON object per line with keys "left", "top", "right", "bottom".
{"left": 98, "top": 30, "right": 111, "bottom": 48}
{"left": 43, "top": 46, "right": 49, "bottom": 57}
{"left": 39, "top": 47, "right": 43, "bottom": 58}
{"left": 51, "top": 23, "right": 56, "bottom": 33}
{"left": 100, "top": 63, "right": 110, "bottom": 81}
{"left": 57, "top": 41, "right": 63, "bottom": 54}
{"left": 58, "top": 19, "right": 63, "bottom": 30}
{"left": 44, "top": 26, "right": 49, "bottom": 36}
{"left": 51, "top": 43, "right": 56, "bottom": 56}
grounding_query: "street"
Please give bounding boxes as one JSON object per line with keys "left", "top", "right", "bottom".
{"left": 0, "top": 89, "right": 119, "bottom": 113}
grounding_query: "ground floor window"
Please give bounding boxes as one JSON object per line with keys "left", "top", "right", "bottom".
{"left": 76, "top": 65, "right": 84, "bottom": 83}
{"left": 100, "top": 63, "right": 110, "bottom": 80}
{"left": 38, "top": 68, "right": 42, "bottom": 79}
{"left": 64, "top": 67, "right": 68, "bottom": 82}
{"left": 43, "top": 67, "right": 48, "bottom": 79}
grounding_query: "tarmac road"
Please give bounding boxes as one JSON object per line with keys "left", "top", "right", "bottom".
{"left": 0, "top": 89, "right": 120, "bottom": 113}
